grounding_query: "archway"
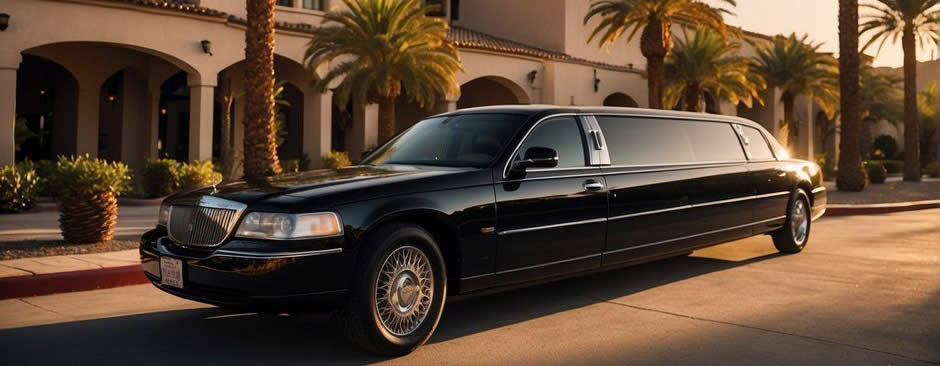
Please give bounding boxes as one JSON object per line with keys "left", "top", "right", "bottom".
{"left": 276, "top": 82, "right": 305, "bottom": 163}
{"left": 159, "top": 72, "right": 190, "bottom": 160}
{"left": 457, "top": 76, "right": 529, "bottom": 109}
{"left": 15, "top": 54, "right": 78, "bottom": 161}
{"left": 603, "top": 93, "right": 639, "bottom": 107}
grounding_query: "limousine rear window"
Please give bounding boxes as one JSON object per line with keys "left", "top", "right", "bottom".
{"left": 361, "top": 113, "right": 527, "bottom": 168}
{"left": 739, "top": 126, "right": 776, "bottom": 160}
{"left": 595, "top": 116, "right": 745, "bottom": 165}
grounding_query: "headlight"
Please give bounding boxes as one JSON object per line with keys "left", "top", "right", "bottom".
{"left": 158, "top": 203, "right": 170, "bottom": 227}
{"left": 235, "top": 212, "right": 343, "bottom": 240}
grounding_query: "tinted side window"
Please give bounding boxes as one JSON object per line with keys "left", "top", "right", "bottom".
{"left": 596, "top": 117, "right": 744, "bottom": 165}
{"left": 517, "top": 117, "right": 586, "bottom": 168}
{"left": 739, "top": 126, "right": 776, "bottom": 160}
{"left": 687, "top": 122, "right": 747, "bottom": 162}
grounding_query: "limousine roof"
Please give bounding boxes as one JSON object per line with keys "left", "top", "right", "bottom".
{"left": 441, "top": 105, "right": 766, "bottom": 130}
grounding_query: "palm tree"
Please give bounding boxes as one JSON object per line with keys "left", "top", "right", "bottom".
{"left": 859, "top": 63, "right": 904, "bottom": 158}
{"left": 305, "top": 0, "right": 463, "bottom": 143}
{"left": 243, "top": 0, "right": 282, "bottom": 178}
{"left": 664, "top": 28, "right": 765, "bottom": 112}
{"left": 753, "top": 33, "right": 840, "bottom": 151}
{"left": 861, "top": 0, "right": 940, "bottom": 181}
{"left": 584, "top": 0, "right": 737, "bottom": 109}
{"left": 837, "top": 0, "right": 866, "bottom": 191}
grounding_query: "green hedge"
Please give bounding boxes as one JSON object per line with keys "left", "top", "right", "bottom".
{"left": 322, "top": 151, "right": 351, "bottom": 169}
{"left": 139, "top": 159, "right": 222, "bottom": 197}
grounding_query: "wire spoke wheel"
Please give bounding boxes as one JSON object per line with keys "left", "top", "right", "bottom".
{"left": 791, "top": 199, "right": 808, "bottom": 245}
{"left": 374, "top": 246, "right": 434, "bottom": 337}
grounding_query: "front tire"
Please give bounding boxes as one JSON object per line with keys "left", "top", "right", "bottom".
{"left": 772, "top": 189, "right": 811, "bottom": 253}
{"left": 337, "top": 224, "right": 447, "bottom": 356}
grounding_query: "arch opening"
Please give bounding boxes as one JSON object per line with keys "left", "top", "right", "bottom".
{"left": 602, "top": 93, "right": 639, "bottom": 108}
{"left": 457, "top": 76, "right": 529, "bottom": 109}
{"left": 15, "top": 54, "right": 79, "bottom": 162}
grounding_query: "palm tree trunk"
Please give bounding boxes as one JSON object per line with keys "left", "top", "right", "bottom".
{"left": 836, "top": 0, "right": 865, "bottom": 191}
{"left": 684, "top": 84, "right": 703, "bottom": 112}
{"left": 219, "top": 78, "right": 234, "bottom": 181}
{"left": 640, "top": 20, "right": 671, "bottom": 110}
{"left": 243, "top": 0, "right": 281, "bottom": 178}
{"left": 378, "top": 95, "right": 397, "bottom": 143}
{"left": 901, "top": 24, "right": 920, "bottom": 181}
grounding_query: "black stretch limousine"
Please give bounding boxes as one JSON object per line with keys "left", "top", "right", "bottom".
{"left": 141, "top": 106, "right": 826, "bottom": 355}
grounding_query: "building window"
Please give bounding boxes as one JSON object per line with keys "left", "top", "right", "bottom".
{"left": 276, "top": 0, "right": 294, "bottom": 7}
{"left": 302, "top": 0, "right": 322, "bottom": 10}
{"left": 450, "top": 0, "right": 459, "bottom": 20}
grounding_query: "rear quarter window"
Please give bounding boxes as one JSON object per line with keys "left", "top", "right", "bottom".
{"left": 596, "top": 116, "right": 745, "bottom": 165}
{"left": 739, "top": 126, "right": 777, "bottom": 160}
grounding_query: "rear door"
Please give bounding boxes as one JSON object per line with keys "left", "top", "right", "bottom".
{"left": 493, "top": 116, "right": 607, "bottom": 285}
{"left": 597, "top": 116, "right": 751, "bottom": 267}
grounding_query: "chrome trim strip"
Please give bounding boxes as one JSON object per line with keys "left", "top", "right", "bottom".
{"left": 609, "top": 205, "right": 693, "bottom": 221}
{"left": 607, "top": 191, "right": 790, "bottom": 221}
{"left": 812, "top": 186, "right": 826, "bottom": 194}
{"left": 500, "top": 172, "right": 602, "bottom": 184}
{"left": 603, "top": 160, "right": 747, "bottom": 169}
{"left": 498, "top": 217, "right": 607, "bottom": 236}
{"left": 692, "top": 191, "right": 790, "bottom": 208}
{"left": 527, "top": 166, "right": 598, "bottom": 173}
{"left": 461, "top": 216, "right": 788, "bottom": 281}
{"left": 603, "top": 216, "right": 787, "bottom": 255}
{"left": 213, "top": 248, "right": 343, "bottom": 259}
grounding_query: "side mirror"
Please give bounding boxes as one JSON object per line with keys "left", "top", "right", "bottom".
{"left": 517, "top": 147, "right": 559, "bottom": 169}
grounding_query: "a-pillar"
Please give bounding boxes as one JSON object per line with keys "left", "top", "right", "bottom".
{"left": 188, "top": 75, "right": 215, "bottom": 162}
{"left": 0, "top": 60, "right": 18, "bottom": 167}
{"left": 303, "top": 90, "right": 333, "bottom": 169}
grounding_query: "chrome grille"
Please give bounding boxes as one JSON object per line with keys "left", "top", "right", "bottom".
{"left": 167, "top": 200, "right": 243, "bottom": 247}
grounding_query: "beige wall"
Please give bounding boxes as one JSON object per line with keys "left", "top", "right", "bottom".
{"left": 455, "top": 0, "right": 567, "bottom": 52}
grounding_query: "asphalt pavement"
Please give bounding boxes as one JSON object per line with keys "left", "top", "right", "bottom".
{"left": 0, "top": 209, "right": 937, "bottom": 365}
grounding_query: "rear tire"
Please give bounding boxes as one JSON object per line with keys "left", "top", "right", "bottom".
{"left": 772, "top": 189, "right": 811, "bottom": 253}
{"left": 336, "top": 224, "right": 447, "bottom": 356}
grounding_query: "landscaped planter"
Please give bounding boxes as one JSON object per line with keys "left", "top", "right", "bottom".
{"left": 58, "top": 192, "right": 119, "bottom": 243}
{"left": 49, "top": 155, "right": 131, "bottom": 244}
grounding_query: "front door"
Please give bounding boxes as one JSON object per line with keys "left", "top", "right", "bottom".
{"left": 494, "top": 116, "right": 607, "bottom": 285}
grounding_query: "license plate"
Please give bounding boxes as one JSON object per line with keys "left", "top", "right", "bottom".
{"left": 160, "top": 256, "right": 184, "bottom": 289}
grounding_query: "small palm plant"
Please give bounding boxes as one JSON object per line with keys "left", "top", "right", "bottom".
{"left": 584, "top": 0, "right": 738, "bottom": 109}
{"left": 50, "top": 155, "right": 131, "bottom": 243}
{"left": 861, "top": 0, "right": 940, "bottom": 181}
{"left": 664, "top": 28, "right": 766, "bottom": 112}
{"left": 305, "top": 0, "right": 463, "bottom": 142}
{"left": 752, "top": 33, "right": 839, "bottom": 150}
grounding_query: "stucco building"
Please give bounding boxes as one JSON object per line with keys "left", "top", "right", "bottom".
{"left": 1, "top": 0, "right": 825, "bottom": 171}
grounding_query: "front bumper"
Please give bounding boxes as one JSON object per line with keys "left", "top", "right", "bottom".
{"left": 139, "top": 229, "right": 354, "bottom": 310}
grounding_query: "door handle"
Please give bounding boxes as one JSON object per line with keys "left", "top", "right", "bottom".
{"left": 775, "top": 169, "right": 787, "bottom": 177}
{"left": 583, "top": 180, "right": 605, "bottom": 191}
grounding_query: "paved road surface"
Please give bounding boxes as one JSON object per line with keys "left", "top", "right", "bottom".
{"left": 0, "top": 205, "right": 158, "bottom": 242}
{"left": 1, "top": 210, "right": 937, "bottom": 365}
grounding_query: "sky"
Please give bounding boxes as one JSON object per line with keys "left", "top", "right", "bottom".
{"left": 703, "top": 0, "right": 939, "bottom": 68}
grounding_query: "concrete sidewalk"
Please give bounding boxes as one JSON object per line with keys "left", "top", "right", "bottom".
{"left": 0, "top": 249, "right": 144, "bottom": 300}
{"left": 0, "top": 249, "right": 139, "bottom": 278}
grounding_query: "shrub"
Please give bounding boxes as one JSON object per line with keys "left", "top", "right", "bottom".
{"left": 0, "top": 164, "right": 41, "bottom": 213}
{"left": 926, "top": 161, "right": 939, "bottom": 178}
{"left": 872, "top": 135, "right": 899, "bottom": 159}
{"left": 867, "top": 160, "right": 903, "bottom": 174}
{"left": 814, "top": 154, "right": 836, "bottom": 181}
{"left": 50, "top": 155, "right": 131, "bottom": 243}
{"left": 322, "top": 151, "right": 352, "bottom": 169}
{"left": 17, "top": 159, "right": 56, "bottom": 196}
{"left": 140, "top": 159, "right": 182, "bottom": 198}
{"left": 282, "top": 159, "right": 301, "bottom": 173}
{"left": 865, "top": 161, "right": 887, "bottom": 184}
{"left": 177, "top": 160, "right": 222, "bottom": 191}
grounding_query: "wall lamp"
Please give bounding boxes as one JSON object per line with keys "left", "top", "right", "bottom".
{"left": 593, "top": 69, "right": 601, "bottom": 92}
{"left": 0, "top": 13, "right": 10, "bottom": 31}
{"left": 201, "top": 40, "right": 212, "bottom": 56}
{"left": 527, "top": 70, "right": 537, "bottom": 85}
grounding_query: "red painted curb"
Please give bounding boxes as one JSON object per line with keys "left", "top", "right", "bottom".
{"left": 825, "top": 200, "right": 940, "bottom": 216}
{"left": 0, "top": 265, "right": 148, "bottom": 300}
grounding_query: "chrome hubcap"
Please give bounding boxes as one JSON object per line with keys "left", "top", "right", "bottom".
{"left": 791, "top": 199, "right": 809, "bottom": 245}
{"left": 375, "top": 246, "right": 433, "bottom": 336}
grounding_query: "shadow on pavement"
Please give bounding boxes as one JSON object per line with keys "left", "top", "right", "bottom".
{"left": 0, "top": 253, "right": 780, "bottom": 364}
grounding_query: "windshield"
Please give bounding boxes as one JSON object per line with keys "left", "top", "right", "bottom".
{"left": 361, "top": 113, "right": 527, "bottom": 167}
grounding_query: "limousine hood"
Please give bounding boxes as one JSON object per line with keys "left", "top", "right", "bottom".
{"left": 171, "top": 164, "right": 490, "bottom": 210}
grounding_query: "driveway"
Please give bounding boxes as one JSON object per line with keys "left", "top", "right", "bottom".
{"left": 0, "top": 209, "right": 937, "bottom": 365}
